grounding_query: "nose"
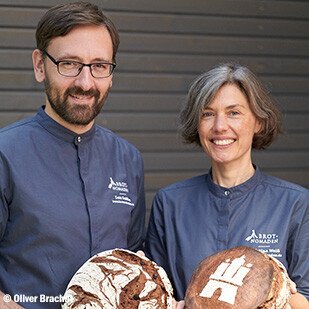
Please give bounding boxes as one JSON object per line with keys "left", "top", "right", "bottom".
{"left": 213, "top": 114, "right": 228, "bottom": 132}
{"left": 73, "top": 66, "right": 95, "bottom": 90}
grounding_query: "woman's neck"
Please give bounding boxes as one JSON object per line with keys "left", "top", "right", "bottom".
{"left": 211, "top": 161, "right": 255, "bottom": 188}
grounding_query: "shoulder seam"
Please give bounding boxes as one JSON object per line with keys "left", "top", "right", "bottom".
{"left": 0, "top": 117, "right": 35, "bottom": 133}
{"left": 263, "top": 177, "right": 307, "bottom": 194}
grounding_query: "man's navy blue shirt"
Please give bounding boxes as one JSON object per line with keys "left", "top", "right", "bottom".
{"left": 145, "top": 168, "right": 309, "bottom": 300}
{"left": 0, "top": 107, "right": 146, "bottom": 308}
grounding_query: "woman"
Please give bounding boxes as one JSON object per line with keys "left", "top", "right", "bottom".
{"left": 145, "top": 63, "right": 308, "bottom": 307}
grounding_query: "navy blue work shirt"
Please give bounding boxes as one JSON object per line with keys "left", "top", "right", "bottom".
{"left": 145, "top": 168, "right": 309, "bottom": 301}
{"left": 0, "top": 106, "right": 146, "bottom": 308}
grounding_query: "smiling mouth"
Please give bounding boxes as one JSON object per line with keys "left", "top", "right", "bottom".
{"left": 70, "top": 94, "right": 93, "bottom": 100}
{"left": 212, "top": 139, "right": 235, "bottom": 146}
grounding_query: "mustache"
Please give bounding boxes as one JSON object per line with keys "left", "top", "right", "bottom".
{"left": 65, "top": 86, "right": 100, "bottom": 98}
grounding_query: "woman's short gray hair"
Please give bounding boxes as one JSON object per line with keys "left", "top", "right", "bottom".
{"left": 179, "top": 63, "right": 282, "bottom": 150}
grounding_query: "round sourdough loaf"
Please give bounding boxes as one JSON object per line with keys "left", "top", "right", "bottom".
{"left": 185, "top": 246, "right": 291, "bottom": 309}
{"left": 62, "top": 249, "right": 174, "bottom": 309}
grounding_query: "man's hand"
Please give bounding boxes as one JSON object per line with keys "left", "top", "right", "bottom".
{"left": 173, "top": 299, "right": 185, "bottom": 309}
{"left": 136, "top": 250, "right": 145, "bottom": 257}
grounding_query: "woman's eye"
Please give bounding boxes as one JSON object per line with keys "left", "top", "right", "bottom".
{"left": 202, "top": 111, "right": 214, "bottom": 118}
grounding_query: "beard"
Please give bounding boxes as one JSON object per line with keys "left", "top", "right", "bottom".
{"left": 44, "top": 76, "right": 109, "bottom": 126}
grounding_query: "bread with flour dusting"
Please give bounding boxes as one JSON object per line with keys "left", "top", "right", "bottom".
{"left": 185, "top": 246, "right": 291, "bottom": 308}
{"left": 62, "top": 249, "right": 174, "bottom": 308}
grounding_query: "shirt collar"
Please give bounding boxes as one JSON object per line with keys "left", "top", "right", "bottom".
{"left": 206, "top": 165, "right": 262, "bottom": 198}
{"left": 35, "top": 106, "right": 96, "bottom": 143}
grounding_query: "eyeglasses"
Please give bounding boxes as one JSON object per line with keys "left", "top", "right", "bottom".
{"left": 42, "top": 50, "right": 116, "bottom": 78}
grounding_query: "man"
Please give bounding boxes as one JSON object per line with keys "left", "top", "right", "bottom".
{"left": 0, "top": 2, "right": 145, "bottom": 308}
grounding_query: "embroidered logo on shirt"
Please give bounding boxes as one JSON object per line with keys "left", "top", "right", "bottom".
{"left": 245, "top": 229, "right": 281, "bottom": 258}
{"left": 245, "top": 229, "right": 279, "bottom": 244}
{"left": 199, "top": 255, "right": 252, "bottom": 305}
{"left": 108, "top": 177, "right": 134, "bottom": 207}
{"left": 108, "top": 177, "right": 129, "bottom": 193}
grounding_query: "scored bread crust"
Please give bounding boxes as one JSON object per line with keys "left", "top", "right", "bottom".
{"left": 62, "top": 249, "right": 174, "bottom": 309}
{"left": 185, "top": 246, "right": 291, "bottom": 309}
{"left": 258, "top": 253, "right": 291, "bottom": 309}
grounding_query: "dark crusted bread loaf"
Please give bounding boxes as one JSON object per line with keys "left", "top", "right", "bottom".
{"left": 62, "top": 249, "right": 174, "bottom": 309}
{"left": 185, "top": 246, "right": 290, "bottom": 309}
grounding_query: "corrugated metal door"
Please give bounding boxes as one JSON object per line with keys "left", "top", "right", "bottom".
{"left": 0, "top": 0, "right": 308, "bottom": 219}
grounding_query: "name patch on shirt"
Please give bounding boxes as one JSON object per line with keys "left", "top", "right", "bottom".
{"left": 245, "top": 229, "right": 281, "bottom": 258}
{"left": 108, "top": 177, "right": 134, "bottom": 206}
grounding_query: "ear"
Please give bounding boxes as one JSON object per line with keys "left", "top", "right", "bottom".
{"left": 32, "top": 49, "right": 46, "bottom": 83}
{"left": 254, "top": 119, "right": 262, "bottom": 134}
{"left": 109, "top": 79, "right": 113, "bottom": 88}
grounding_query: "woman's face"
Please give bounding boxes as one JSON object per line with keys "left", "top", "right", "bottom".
{"left": 198, "top": 84, "right": 261, "bottom": 167}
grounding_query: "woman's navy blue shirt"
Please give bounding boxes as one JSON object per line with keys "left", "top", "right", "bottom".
{"left": 145, "top": 168, "right": 309, "bottom": 300}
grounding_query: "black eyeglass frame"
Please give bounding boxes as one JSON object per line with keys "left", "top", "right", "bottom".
{"left": 42, "top": 50, "right": 116, "bottom": 78}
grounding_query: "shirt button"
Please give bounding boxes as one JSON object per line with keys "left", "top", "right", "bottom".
{"left": 224, "top": 190, "right": 230, "bottom": 196}
{"left": 76, "top": 136, "right": 82, "bottom": 143}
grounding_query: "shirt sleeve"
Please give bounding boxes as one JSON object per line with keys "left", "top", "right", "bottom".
{"left": 287, "top": 189, "right": 309, "bottom": 300}
{"left": 0, "top": 153, "right": 10, "bottom": 241}
{"left": 145, "top": 191, "right": 168, "bottom": 266}
{"left": 144, "top": 191, "right": 183, "bottom": 297}
{"left": 126, "top": 157, "right": 146, "bottom": 252}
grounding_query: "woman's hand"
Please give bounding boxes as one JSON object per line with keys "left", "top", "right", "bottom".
{"left": 289, "top": 292, "right": 309, "bottom": 308}
{"left": 288, "top": 280, "right": 309, "bottom": 308}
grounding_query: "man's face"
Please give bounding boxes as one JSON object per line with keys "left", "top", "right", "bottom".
{"left": 33, "top": 24, "right": 114, "bottom": 130}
